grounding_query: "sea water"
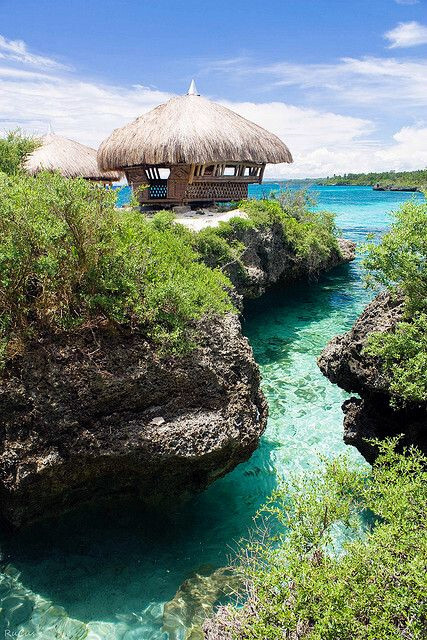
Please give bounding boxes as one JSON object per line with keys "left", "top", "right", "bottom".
{"left": 0, "top": 186, "right": 424, "bottom": 639}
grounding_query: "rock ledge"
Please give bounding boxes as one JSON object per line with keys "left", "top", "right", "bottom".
{"left": 318, "top": 292, "right": 427, "bottom": 462}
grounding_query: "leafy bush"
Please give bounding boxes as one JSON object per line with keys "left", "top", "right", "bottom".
{"left": 151, "top": 209, "right": 177, "bottom": 231}
{"left": 237, "top": 198, "right": 286, "bottom": 226}
{"left": 215, "top": 441, "right": 427, "bottom": 640}
{"left": 192, "top": 192, "right": 339, "bottom": 279}
{"left": 0, "top": 130, "right": 40, "bottom": 175}
{"left": 193, "top": 226, "right": 244, "bottom": 269}
{"left": 0, "top": 153, "right": 340, "bottom": 366}
{"left": 363, "top": 199, "right": 427, "bottom": 310}
{"left": 363, "top": 198, "right": 427, "bottom": 403}
{"left": 271, "top": 187, "right": 318, "bottom": 220}
{"left": 239, "top": 191, "right": 339, "bottom": 271}
{"left": 0, "top": 171, "right": 233, "bottom": 361}
{"left": 365, "top": 314, "right": 427, "bottom": 404}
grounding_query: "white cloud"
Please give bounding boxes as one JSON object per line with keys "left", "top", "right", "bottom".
{"left": 205, "top": 55, "right": 427, "bottom": 108}
{"left": 224, "top": 100, "right": 372, "bottom": 153}
{"left": 0, "top": 34, "right": 426, "bottom": 179}
{"left": 0, "top": 67, "right": 172, "bottom": 147}
{"left": 394, "top": 0, "right": 419, "bottom": 5}
{"left": 267, "top": 125, "right": 427, "bottom": 179}
{"left": 0, "top": 35, "right": 70, "bottom": 69}
{"left": 263, "top": 56, "right": 427, "bottom": 106}
{"left": 385, "top": 21, "right": 427, "bottom": 48}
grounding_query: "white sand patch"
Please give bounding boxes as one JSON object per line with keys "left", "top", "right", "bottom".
{"left": 174, "top": 208, "right": 247, "bottom": 232}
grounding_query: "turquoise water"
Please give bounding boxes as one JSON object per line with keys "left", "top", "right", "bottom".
{"left": 0, "top": 186, "right": 424, "bottom": 639}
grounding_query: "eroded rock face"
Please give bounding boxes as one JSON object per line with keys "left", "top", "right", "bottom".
{"left": 209, "top": 221, "right": 355, "bottom": 299}
{"left": 0, "top": 315, "right": 267, "bottom": 527}
{"left": 318, "top": 292, "right": 427, "bottom": 462}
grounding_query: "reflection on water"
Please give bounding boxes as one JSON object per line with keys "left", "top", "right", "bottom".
{"left": 0, "top": 187, "right": 424, "bottom": 639}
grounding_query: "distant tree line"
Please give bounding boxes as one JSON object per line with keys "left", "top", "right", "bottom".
{"left": 319, "top": 169, "right": 427, "bottom": 187}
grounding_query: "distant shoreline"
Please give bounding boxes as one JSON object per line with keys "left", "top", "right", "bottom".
{"left": 262, "top": 169, "right": 426, "bottom": 190}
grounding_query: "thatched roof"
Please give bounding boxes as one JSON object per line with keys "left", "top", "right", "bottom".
{"left": 97, "top": 89, "right": 293, "bottom": 170}
{"left": 24, "top": 133, "right": 121, "bottom": 181}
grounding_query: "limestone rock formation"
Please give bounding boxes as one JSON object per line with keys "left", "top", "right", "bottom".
{"left": 0, "top": 223, "right": 354, "bottom": 527}
{"left": 0, "top": 315, "right": 267, "bottom": 527}
{"left": 318, "top": 292, "right": 427, "bottom": 462}
{"left": 224, "top": 222, "right": 355, "bottom": 298}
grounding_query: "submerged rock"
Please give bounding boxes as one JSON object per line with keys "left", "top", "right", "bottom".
{"left": 162, "top": 565, "right": 241, "bottom": 640}
{"left": 0, "top": 314, "right": 267, "bottom": 527}
{"left": 318, "top": 292, "right": 427, "bottom": 461}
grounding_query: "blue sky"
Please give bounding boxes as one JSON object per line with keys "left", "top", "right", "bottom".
{"left": 0, "top": 0, "right": 426, "bottom": 177}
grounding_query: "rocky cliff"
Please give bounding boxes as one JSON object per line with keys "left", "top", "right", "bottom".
{"left": 318, "top": 292, "right": 427, "bottom": 462}
{"left": 0, "top": 225, "right": 354, "bottom": 527}
{"left": 225, "top": 223, "right": 355, "bottom": 298}
{"left": 0, "top": 315, "right": 267, "bottom": 527}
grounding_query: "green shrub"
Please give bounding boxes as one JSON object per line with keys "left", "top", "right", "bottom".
{"left": 0, "top": 159, "right": 340, "bottom": 365}
{"left": 239, "top": 191, "right": 339, "bottom": 272}
{"left": 365, "top": 313, "right": 427, "bottom": 404}
{"left": 0, "top": 171, "right": 233, "bottom": 360}
{"left": 363, "top": 197, "right": 427, "bottom": 403}
{"left": 192, "top": 192, "right": 338, "bottom": 279}
{"left": 363, "top": 199, "right": 427, "bottom": 310}
{"left": 0, "top": 130, "right": 40, "bottom": 176}
{"left": 151, "top": 209, "right": 177, "bottom": 231}
{"left": 193, "top": 226, "right": 242, "bottom": 268}
{"left": 219, "top": 441, "right": 427, "bottom": 640}
{"left": 271, "top": 187, "right": 318, "bottom": 220}
{"left": 238, "top": 198, "right": 286, "bottom": 226}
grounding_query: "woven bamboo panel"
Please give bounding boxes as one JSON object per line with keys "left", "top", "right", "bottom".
{"left": 184, "top": 181, "right": 248, "bottom": 201}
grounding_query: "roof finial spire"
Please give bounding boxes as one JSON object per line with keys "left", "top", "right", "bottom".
{"left": 187, "top": 79, "right": 199, "bottom": 96}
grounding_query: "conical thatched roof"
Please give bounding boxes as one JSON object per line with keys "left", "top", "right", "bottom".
{"left": 98, "top": 91, "right": 292, "bottom": 170}
{"left": 24, "top": 133, "right": 121, "bottom": 181}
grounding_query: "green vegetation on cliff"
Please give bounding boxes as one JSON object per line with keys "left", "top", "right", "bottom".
{"left": 0, "top": 134, "right": 341, "bottom": 364}
{"left": 320, "top": 169, "right": 427, "bottom": 188}
{"left": 363, "top": 197, "right": 427, "bottom": 403}
{"left": 0, "top": 172, "right": 233, "bottom": 359}
{"left": 211, "top": 441, "right": 427, "bottom": 640}
{"left": 193, "top": 192, "right": 339, "bottom": 277}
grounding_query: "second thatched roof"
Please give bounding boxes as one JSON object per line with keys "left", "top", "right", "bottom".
{"left": 24, "top": 133, "right": 121, "bottom": 181}
{"left": 97, "top": 90, "right": 293, "bottom": 170}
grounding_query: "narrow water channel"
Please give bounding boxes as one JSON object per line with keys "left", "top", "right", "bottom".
{"left": 0, "top": 187, "right": 424, "bottom": 639}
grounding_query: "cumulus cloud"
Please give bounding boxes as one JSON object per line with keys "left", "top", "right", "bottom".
{"left": 0, "top": 63, "right": 375, "bottom": 177}
{"left": 265, "top": 125, "right": 427, "bottom": 179}
{"left": 0, "top": 34, "right": 426, "bottom": 178}
{"left": 385, "top": 21, "right": 427, "bottom": 48}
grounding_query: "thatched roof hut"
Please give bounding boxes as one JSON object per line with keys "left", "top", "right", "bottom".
{"left": 24, "top": 133, "right": 121, "bottom": 183}
{"left": 98, "top": 82, "right": 292, "bottom": 206}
